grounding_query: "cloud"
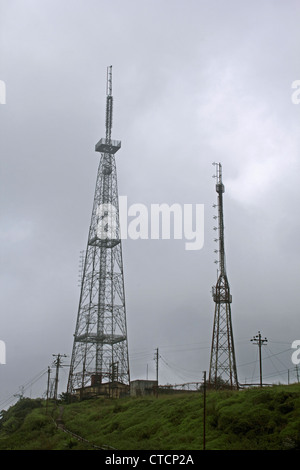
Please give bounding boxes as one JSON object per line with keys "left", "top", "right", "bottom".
{"left": 0, "top": 0, "right": 300, "bottom": 403}
{"left": 0, "top": 219, "right": 33, "bottom": 244}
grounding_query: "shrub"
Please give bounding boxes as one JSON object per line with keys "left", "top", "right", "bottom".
{"left": 0, "top": 398, "right": 43, "bottom": 434}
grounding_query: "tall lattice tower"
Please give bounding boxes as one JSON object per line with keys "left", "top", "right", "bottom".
{"left": 67, "top": 66, "right": 130, "bottom": 397}
{"left": 209, "top": 163, "right": 238, "bottom": 389}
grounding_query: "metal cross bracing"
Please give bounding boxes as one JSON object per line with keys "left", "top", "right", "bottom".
{"left": 67, "top": 66, "right": 130, "bottom": 396}
{"left": 209, "top": 163, "right": 238, "bottom": 389}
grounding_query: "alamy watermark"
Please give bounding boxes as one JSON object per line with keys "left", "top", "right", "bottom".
{"left": 291, "top": 340, "right": 300, "bottom": 365}
{"left": 291, "top": 80, "right": 300, "bottom": 104}
{"left": 96, "top": 196, "right": 204, "bottom": 251}
{"left": 0, "top": 340, "right": 6, "bottom": 365}
{"left": 0, "top": 80, "right": 6, "bottom": 104}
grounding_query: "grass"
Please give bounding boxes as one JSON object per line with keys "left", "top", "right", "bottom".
{"left": 0, "top": 383, "right": 300, "bottom": 450}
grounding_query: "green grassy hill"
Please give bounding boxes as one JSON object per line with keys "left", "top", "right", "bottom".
{"left": 0, "top": 383, "right": 300, "bottom": 450}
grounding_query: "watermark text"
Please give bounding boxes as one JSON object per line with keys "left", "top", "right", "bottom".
{"left": 0, "top": 340, "right": 6, "bottom": 364}
{"left": 291, "top": 340, "right": 300, "bottom": 365}
{"left": 291, "top": 80, "right": 300, "bottom": 104}
{"left": 96, "top": 196, "right": 204, "bottom": 251}
{"left": 0, "top": 80, "right": 6, "bottom": 104}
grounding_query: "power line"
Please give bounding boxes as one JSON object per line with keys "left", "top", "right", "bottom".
{"left": 264, "top": 349, "right": 287, "bottom": 383}
{"left": 159, "top": 354, "right": 200, "bottom": 383}
{"left": 0, "top": 338, "right": 292, "bottom": 410}
{"left": 0, "top": 368, "right": 48, "bottom": 410}
{"left": 250, "top": 347, "right": 258, "bottom": 384}
{"left": 265, "top": 345, "right": 290, "bottom": 371}
{"left": 268, "top": 340, "right": 292, "bottom": 345}
{"left": 237, "top": 347, "right": 292, "bottom": 369}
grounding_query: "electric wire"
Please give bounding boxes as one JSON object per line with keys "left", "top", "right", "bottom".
{"left": 159, "top": 355, "right": 193, "bottom": 383}
{"left": 237, "top": 347, "right": 292, "bottom": 369}
{"left": 250, "top": 347, "right": 258, "bottom": 384}
{"left": 0, "top": 340, "right": 295, "bottom": 410}
{"left": 0, "top": 368, "right": 48, "bottom": 410}
{"left": 265, "top": 345, "right": 290, "bottom": 371}
{"left": 159, "top": 353, "right": 202, "bottom": 382}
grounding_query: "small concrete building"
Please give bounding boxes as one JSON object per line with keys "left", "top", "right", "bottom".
{"left": 130, "top": 380, "right": 158, "bottom": 397}
{"left": 75, "top": 381, "right": 129, "bottom": 400}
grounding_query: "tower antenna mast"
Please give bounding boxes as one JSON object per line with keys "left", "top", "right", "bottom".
{"left": 209, "top": 163, "right": 238, "bottom": 389}
{"left": 67, "top": 66, "right": 130, "bottom": 398}
{"left": 105, "top": 65, "right": 113, "bottom": 142}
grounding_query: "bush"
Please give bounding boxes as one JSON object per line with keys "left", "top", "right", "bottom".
{"left": 22, "top": 413, "right": 49, "bottom": 432}
{"left": 0, "top": 398, "right": 43, "bottom": 434}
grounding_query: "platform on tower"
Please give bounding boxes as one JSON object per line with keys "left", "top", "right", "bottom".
{"left": 95, "top": 138, "right": 121, "bottom": 154}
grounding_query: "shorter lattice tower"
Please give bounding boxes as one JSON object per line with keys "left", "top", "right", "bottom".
{"left": 209, "top": 163, "right": 238, "bottom": 389}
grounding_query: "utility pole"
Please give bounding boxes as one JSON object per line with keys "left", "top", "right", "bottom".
{"left": 154, "top": 348, "right": 159, "bottom": 398}
{"left": 46, "top": 366, "right": 51, "bottom": 414}
{"left": 53, "top": 354, "right": 67, "bottom": 400}
{"left": 13, "top": 386, "right": 24, "bottom": 401}
{"left": 203, "top": 371, "right": 207, "bottom": 451}
{"left": 250, "top": 331, "right": 268, "bottom": 387}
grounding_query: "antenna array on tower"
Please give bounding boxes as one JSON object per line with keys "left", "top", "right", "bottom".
{"left": 209, "top": 163, "right": 238, "bottom": 389}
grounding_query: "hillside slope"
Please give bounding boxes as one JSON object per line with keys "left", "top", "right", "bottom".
{"left": 0, "top": 383, "right": 299, "bottom": 450}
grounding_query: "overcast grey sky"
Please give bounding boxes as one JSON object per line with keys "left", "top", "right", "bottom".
{"left": 0, "top": 0, "right": 300, "bottom": 405}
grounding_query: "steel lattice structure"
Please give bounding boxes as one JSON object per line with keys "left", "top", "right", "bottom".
{"left": 209, "top": 163, "right": 238, "bottom": 389}
{"left": 67, "top": 66, "right": 130, "bottom": 396}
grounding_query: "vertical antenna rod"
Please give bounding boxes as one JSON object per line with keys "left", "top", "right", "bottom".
{"left": 105, "top": 65, "right": 113, "bottom": 143}
{"left": 215, "top": 163, "right": 226, "bottom": 276}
